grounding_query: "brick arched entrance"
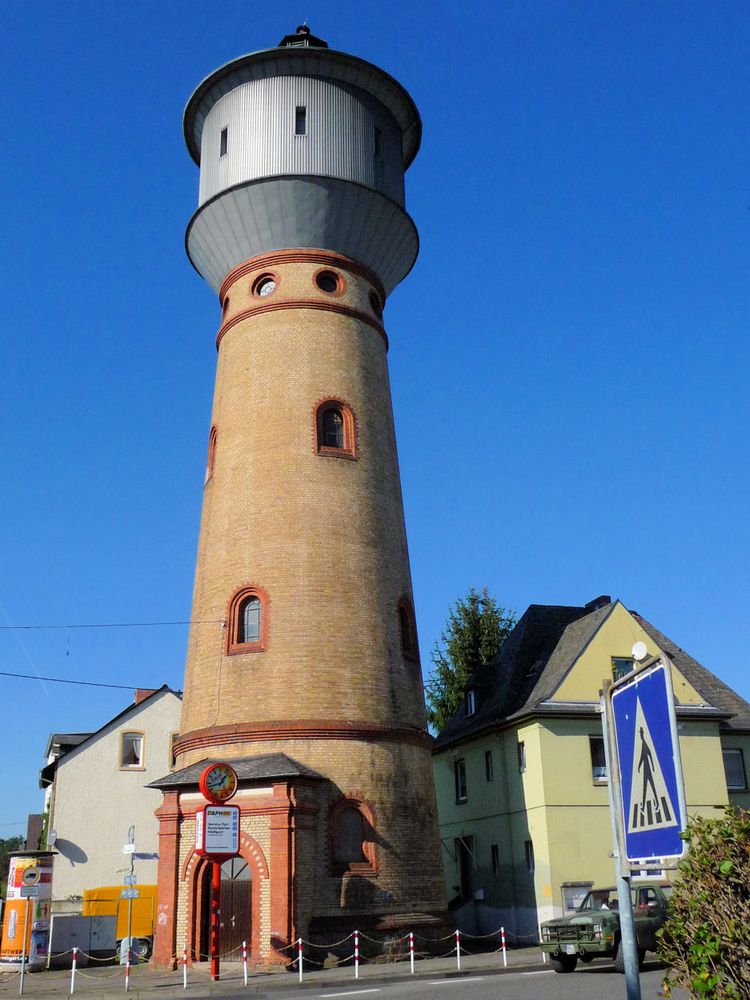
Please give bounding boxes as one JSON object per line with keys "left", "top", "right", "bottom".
{"left": 183, "top": 833, "right": 268, "bottom": 962}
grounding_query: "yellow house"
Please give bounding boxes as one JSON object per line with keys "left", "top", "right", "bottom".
{"left": 432, "top": 596, "right": 750, "bottom": 940}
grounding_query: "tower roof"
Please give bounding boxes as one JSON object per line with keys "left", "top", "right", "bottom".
{"left": 183, "top": 40, "right": 421, "bottom": 170}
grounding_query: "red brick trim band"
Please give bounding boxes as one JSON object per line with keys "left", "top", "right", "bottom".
{"left": 219, "top": 249, "right": 386, "bottom": 305}
{"left": 216, "top": 300, "right": 388, "bottom": 351}
{"left": 174, "top": 720, "right": 433, "bottom": 755}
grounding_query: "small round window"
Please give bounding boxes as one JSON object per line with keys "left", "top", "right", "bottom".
{"left": 316, "top": 270, "right": 340, "bottom": 294}
{"left": 252, "top": 274, "right": 277, "bottom": 298}
{"left": 369, "top": 291, "right": 383, "bottom": 318}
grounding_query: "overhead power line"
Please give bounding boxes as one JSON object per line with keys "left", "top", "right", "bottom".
{"left": 0, "top": 618, "right": 223, "bottom": 631}
{"left": 0, "top": 670, "right": 154, "bottom": 690}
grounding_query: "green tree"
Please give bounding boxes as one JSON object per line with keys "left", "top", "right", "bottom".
{"left": 425, "top": 586, "right": 515, "bottom": 732}
{"left": 0, "top": 836, "right": 23, "bottom": 897}
{"left": 658, "top": 807, "right": 750, "bottom": 999}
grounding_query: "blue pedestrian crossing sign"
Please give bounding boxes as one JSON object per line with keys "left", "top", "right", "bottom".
{"left": 609, "top": 659, "right": 687, "bottom": 866}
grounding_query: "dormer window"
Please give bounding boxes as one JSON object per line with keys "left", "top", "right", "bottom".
{"left": 295, "top": 106, "right": 307, "bottom": 135}
{"left": 465, "top": 689, "right": 477, "bottom": 716}
{"left": 220, "top": 127, "right": 228, "bottom": 157}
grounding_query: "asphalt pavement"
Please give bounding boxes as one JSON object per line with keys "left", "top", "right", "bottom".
{"left": 0, "top": 950, "right": 689, "bottom": 1000}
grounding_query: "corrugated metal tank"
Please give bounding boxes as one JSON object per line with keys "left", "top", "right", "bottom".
{"left": 199, "top": 76, "right": 404, "bottom": 207}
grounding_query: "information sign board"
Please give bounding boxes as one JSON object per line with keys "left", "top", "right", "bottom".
{"left": 121, "top": 889, "right": 140, "bottom": 900}
{"left": 609, "top": 659, "right": 687, "bottom": 865}
{"left": 123, "top": 873, "right": 137, "bottom": 886}
{"left": 195, "top": 804, "right": 240, "bottom": 857}
{"left": 19, "top": 886, "right": 39, "bottom": 899}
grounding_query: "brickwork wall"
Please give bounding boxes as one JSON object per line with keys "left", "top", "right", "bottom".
{"left": 179, "top": 254, "right": 424, "bottom": 738}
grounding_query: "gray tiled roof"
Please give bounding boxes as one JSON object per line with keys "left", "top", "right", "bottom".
{"left": 633, "top": 615, "right": 750, "bottom": 733}
{"left": 434, "top": 600, "right": 750, "bottom": 751}
{"left": 147, "top": 753, "right": 326, "bottom": 790}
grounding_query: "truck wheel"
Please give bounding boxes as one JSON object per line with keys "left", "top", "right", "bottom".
{"left": 132, "top": 938, "right": 152, "bottom": 961}
{"left": 614, "top": 941, "right": 625, "bottom": 973}
{"left": 551, "top": 954, "right": 578, "bottom": 973}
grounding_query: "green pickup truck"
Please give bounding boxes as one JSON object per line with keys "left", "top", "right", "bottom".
{"left": 539, "top": 884, "right": 670, "bottom": 973}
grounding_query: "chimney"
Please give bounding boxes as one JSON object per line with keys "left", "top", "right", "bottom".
{"left": 585, "top": 595, "right": 612, "bottom": 612}
{"left": 134, "top": 688, "right": 158, "bottom": 706}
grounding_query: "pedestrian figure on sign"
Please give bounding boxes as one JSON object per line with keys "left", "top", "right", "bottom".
{"left": 637, "top": 726, "right": 662, "bottom": 823}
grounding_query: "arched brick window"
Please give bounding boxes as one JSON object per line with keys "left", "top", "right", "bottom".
{"left": 398, "top": 596, "right": 419, "bottom": 662}
{"left": 226, "top": 585, "right": 269, "bottom": 654}
{"left": 314, "top": 398, "right": 357, "bottom": 460}
{"left": 329, "top": 796, "right": 377, "bottom": 876}
{"left": 206, "top": 425, "right": 218, "bottom": 481}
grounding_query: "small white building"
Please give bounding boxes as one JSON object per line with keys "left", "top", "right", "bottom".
{"left": 39, "top": 686, "right": 182, "bottom": 907}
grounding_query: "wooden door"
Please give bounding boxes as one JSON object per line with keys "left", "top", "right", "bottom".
{"left": 220, "top": 869, "right": 251, "bottom": 955}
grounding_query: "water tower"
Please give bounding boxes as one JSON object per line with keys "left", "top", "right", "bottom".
{"left": 152, "top": 26, "right": 446, "bottom": 966}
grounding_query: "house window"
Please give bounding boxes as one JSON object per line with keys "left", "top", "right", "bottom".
{"left": 226, "top": 585, "right": 269, "bottom": 654}
{"left": 329, "top": 797, "right": 377, "bottom": 875}
{"left": 491, "top": 844, "right": 500, "bottom": 876}
{"left": 612, "top": 657, "right": 634, "bottom": 681}
{"left": 524, "top": 840, "right": 535, "bottom": 873}
{"left": 465, "top": 689, "right": 477, "bottom": 716}
{"left": 517, "top": 741, "right": 526, "bottom": 773}
{"left": 295, "top": 106, "right": 307, "bottom": 135}
{"left": 398, "top": 597, "right": 419, "bottom": 661}
{"left": 220, "top": 126, "right": 228, "bottom": 157}
{"left": 120, "top": 732, "right": 144, "bottom": 769}
{"left": 485, "top": 749, "right": 494, "bottom": 781}
{"left": 723, "top": 749, "right": 747, "bottom": 790}
{"left": 455, "top": 759, "right": 467, "bottom": 803}
{"left": 590, "top": 737, "right": 607, "bottom": 781}
{"left": 314, "top": 398, "right": 357, "bottom": 459}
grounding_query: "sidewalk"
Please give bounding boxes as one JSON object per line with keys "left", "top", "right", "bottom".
{"left": 0, "top": 947, "right": 546, "bottom": 999}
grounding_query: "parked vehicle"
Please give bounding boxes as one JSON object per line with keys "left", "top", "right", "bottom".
{"left": 540, "top": 884, "right": 670, "bottom": 973}
{"left": 82, "top": 886, "right": 157, "bottom": 960}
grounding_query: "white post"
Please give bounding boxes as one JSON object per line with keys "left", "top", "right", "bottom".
{"left": 69, "top": 946, "right": 78, "bottom": 995}
{"left": 19, "top": 896, "right": 30, "bottom": 996}
{"left": 409, "top": 931, "right": 414, "bottom": 974}
{"left": 500, "top": 927, "right": 507, "bottom": 967}
{"left": 242, "top": 940, "right": 248, "bottom": 986}
{"left": 298, "top": 937, "right": 303, "bottom": 984}
{"left": 354, "top": 930, "right": 359, "bottom": 979}
{"left": 47, "top": 913, "right": 54, "bottom": 971}
{"left": 455, "top": 929, "right": 461, "bottom": 971}
{"left": 538, "top": 920, "right": 547, "bottom": 963}
{"left": 182, "top": 944, "right": 187, "bottom": 990}
{"left": 125, "top": 951, "right": 130, "bottom": 992}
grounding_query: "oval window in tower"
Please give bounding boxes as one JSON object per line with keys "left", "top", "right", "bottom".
{"left": 369, "top": 290, "right": 383, "bottom": 319}
{"left": 252, "top": 273, "right": 278, "bottom": 298}
{"left": 314, "top": 269, "right": 344, "bottom": 295}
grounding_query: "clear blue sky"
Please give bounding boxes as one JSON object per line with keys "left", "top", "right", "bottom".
{"left": 2, "top": 1, "right": 749, "bottom": 836}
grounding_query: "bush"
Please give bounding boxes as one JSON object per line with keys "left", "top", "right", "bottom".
{"left": 658, "top": 807, "right": 750, "bottom": 998}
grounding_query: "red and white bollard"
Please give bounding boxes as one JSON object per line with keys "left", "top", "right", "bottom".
{"left": 242, "top": 940, "right": 248, "bottom": 985}
{"left": 409, "top": 932, "right": 415, "bottom": 974}
{"left": 539, "top": 921, "right": 547, "bottom": 964}
{"left": 125, "top": 951, "right": 131, "bottom": 992}
{"left": 500, "top": 926, "right": 507, "bottom": 967}
{"left": 298, "top": 937, "right": 303, "bottom": 983}
{"left": 70, "top": 947, "right": 78, "bottom": 995}
{"left": 182, "top": 944, "right": 188, "bottom": 990}
{"left": 354, "top": 930, "right": 359, "bottom": 979}
{"left": 455, "top": 929, "right": 461, "bottom": 971}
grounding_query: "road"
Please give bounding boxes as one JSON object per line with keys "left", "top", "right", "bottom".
{"left": 188, "top": 964, "right": 688, "bottom": 1000}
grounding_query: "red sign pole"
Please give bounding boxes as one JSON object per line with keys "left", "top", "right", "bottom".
{"left": 210, "top": 861, "right": 221, "bottom": 980}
